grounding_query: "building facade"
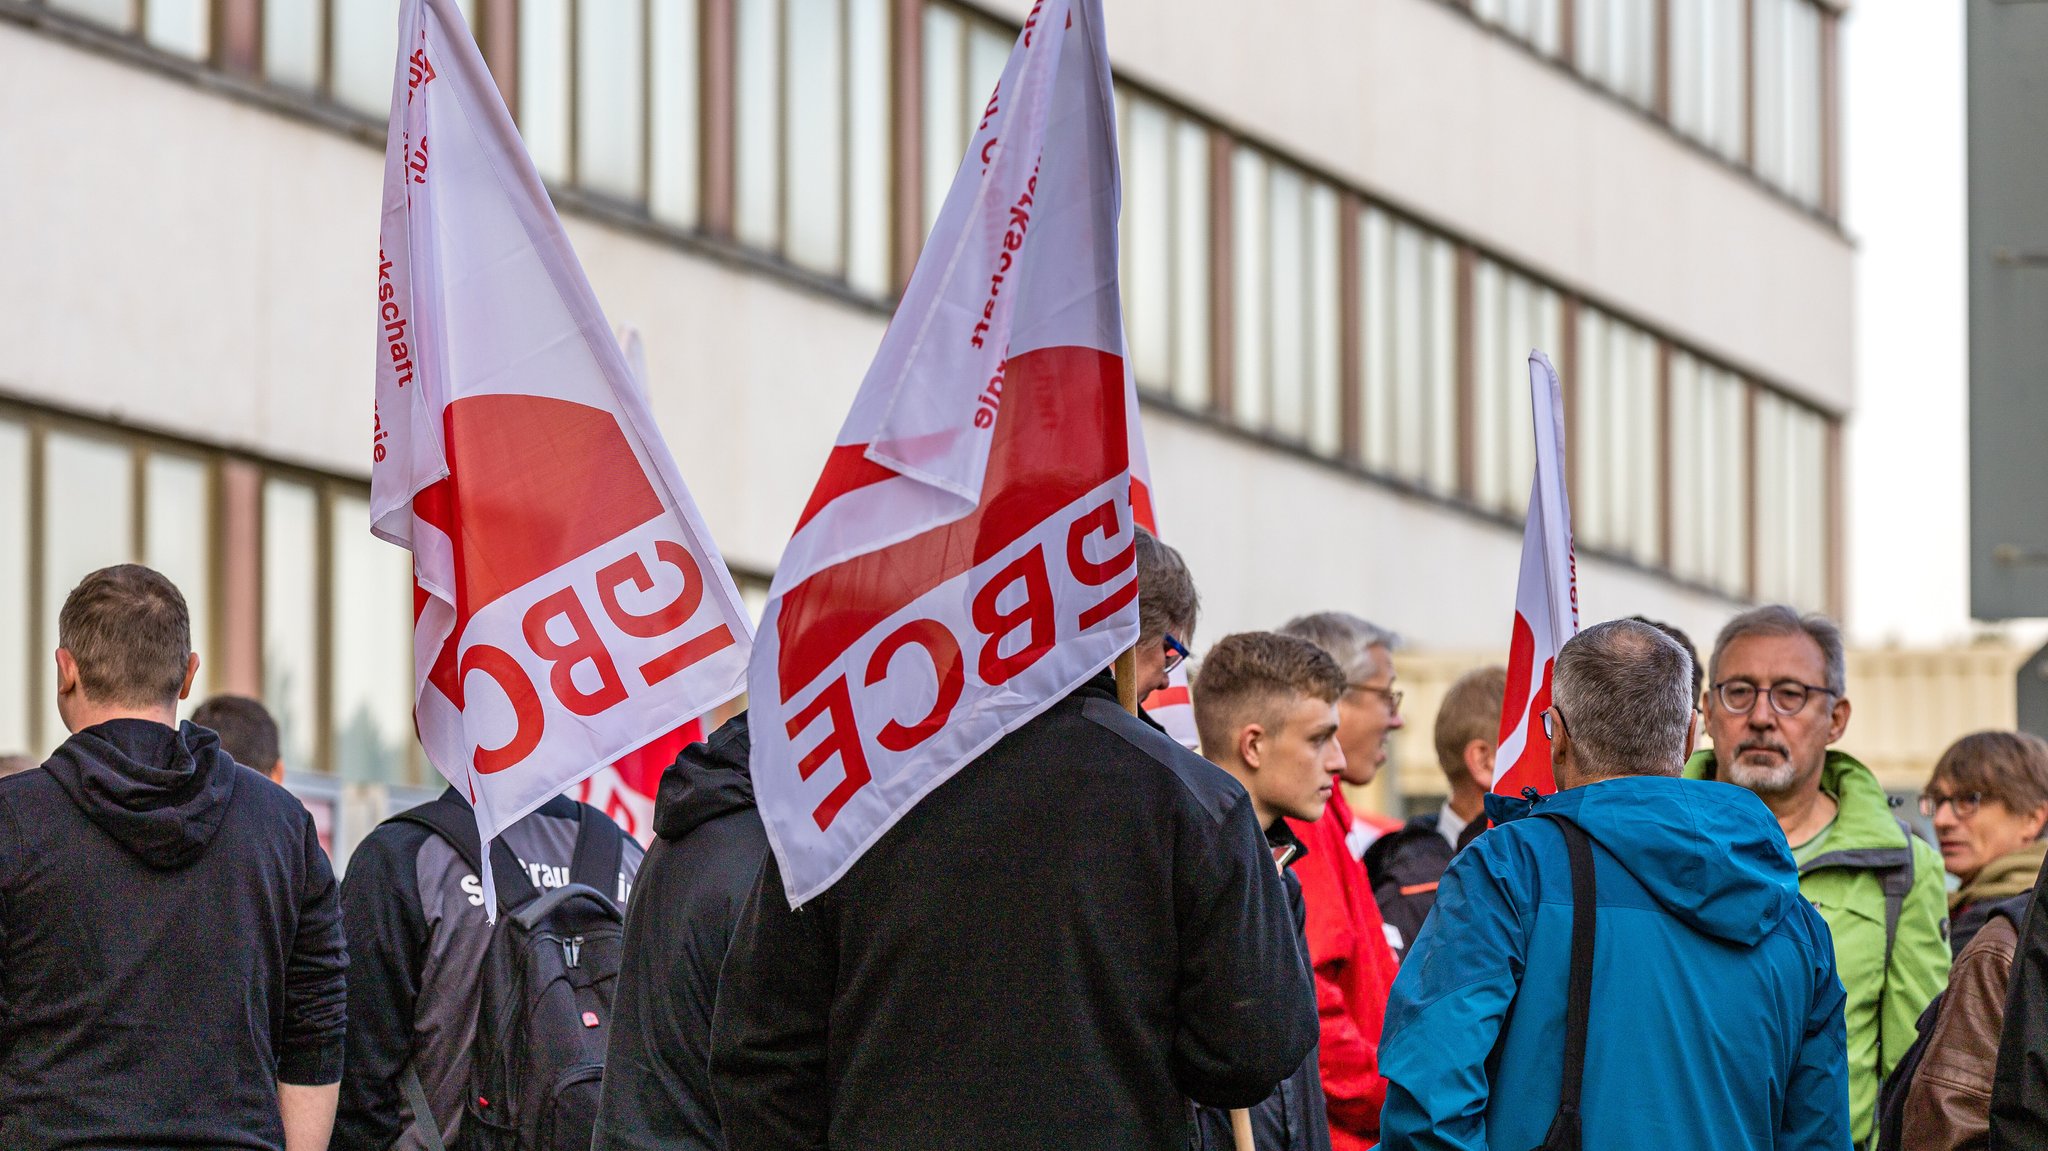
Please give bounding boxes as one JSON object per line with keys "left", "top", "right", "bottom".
{"left": 0, "top": 0, "right": 1850, "bottom": 861}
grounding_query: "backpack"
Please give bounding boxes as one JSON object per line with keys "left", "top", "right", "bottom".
{"left": 1873, "top": 892, "right": 2031, "bottom": 1151}
{"left": 393, "top": 798, "right": 628, "bottom": 1151}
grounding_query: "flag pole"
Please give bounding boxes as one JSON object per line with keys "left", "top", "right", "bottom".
{"left": 1114, "top": 646, "right": 1140, "bottom": 713}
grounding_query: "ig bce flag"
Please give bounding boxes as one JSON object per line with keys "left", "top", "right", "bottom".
{"left": 1492, "top": 350, "right": 1579, "bottom": 799}
{"left": 752, "top": 0, "right": 1139, "bottom": 905}
{"left": 369, "top": 0, "right": 752, "bottom": 911}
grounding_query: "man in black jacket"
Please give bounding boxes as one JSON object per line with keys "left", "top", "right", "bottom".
{"left": 0, "top": 564, "right": 348, "bottom": 1151}
{"left": 1989, "top": 852, "right": 2048, "bottom": 1150}
{"left": 709, "top": 669, "right": 1316, "bottom": 1150}
{"left": 594, "top": 713, "right": 763, "bottom": 1151}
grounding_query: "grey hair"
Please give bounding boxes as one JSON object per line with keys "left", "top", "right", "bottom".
{"left": 1134, "top": 529, "right": 1199, "bottom": 646}
{"left": 1277, "top": 611, "right": 1401, "bottom": 685}
{"left": 1708, "top": 605, "right": 1846, "bottom": 696}
{"left": 1553, "top": 619, "right": 1695, "bottom": 778}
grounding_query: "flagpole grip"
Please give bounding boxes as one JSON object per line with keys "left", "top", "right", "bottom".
{"left": 1114, "top": 646, "right": 1139, "bottom": 715}
{"left": 1230, "top": 1107, "right": 1255, "bottom": 1151}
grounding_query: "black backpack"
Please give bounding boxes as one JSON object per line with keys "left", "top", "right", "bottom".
{"left": 394, "top": 798, "right": 628, "bottom": 1151}
{"left": 1874, "top": 892, "right": 2032, "bottom": 1151}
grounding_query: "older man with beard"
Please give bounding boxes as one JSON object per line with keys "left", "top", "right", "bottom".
{"left": 1685, "top": 605, "right": 1948, "bottom": 1150}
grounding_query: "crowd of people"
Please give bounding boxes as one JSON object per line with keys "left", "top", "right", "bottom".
{"left": 7, "top": 552, "right": 2048, "bottom": 1150}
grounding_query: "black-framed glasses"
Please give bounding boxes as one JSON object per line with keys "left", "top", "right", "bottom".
{"left": 1163, "top": 634, "right": 1192, "bottom": 675}
{"left": 1350, "top": 683, "right": 1403, "bottom": 714}
{"left": 1540, "top": 705, "right": 1569, "bottom": 741}
{"left": 1710, "top": 679, "right": 1835, "bottom": 717}
{"left": 1919, "top": 791, "right": 1985, "bottom": 819}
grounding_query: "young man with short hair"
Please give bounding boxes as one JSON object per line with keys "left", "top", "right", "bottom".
{"left": 193, "top": 693, "right": 287, "bottom": 784}
{"left": 1192, "top": 630, "right": 1348, "bottom": 1151}
{"left": 1365, "top": 664, "right": 1506, "bottom": 959}
{"left": 0, "top": 564, "right": 347, "bottom": 1151}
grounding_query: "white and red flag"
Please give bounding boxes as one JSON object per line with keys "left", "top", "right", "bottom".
{"left": 752, "top": 0, "right": 1140, "bottom": 905}
{"left": 369, "top": 0, "right": 752, "bottom": 910}
{"left": 1492, "top": 350, "right": 1579, "bottom": 799}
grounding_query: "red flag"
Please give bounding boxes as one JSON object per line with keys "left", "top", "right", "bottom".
{"left": 369, "top": 0, "right": 753, "bottom": 911}
{"left": 1492, "top": 351, "right": 1579, "bottom": 798}
{"left": 750, "top": 0, "right": 1136, "bottom": 905}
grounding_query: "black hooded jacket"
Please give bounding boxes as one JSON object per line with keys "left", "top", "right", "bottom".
{"left": 594, "top": 713, "right": 765, "bottom": 1151}
{"left": 0, "top": 719, "right": 348, "bottom": 1151}
{"left": 709, "top": 671, "right": 1318, "bottom": 1151}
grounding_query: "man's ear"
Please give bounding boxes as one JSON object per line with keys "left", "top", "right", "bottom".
{"left": 1237, "top": 722, "right": 1266, "bottom": 772}
{"left": 178, "top": 653, "right": 200, "bottom": 702}
{"left": 1548, "top": 717, "right": 1571, "bottom": 781}
{"left": 1826, "top": 695, "right": 1851, "bottom": 745}
{"left": 54, "top": 649, "right": 80, "bottom": 697}
{"left": 1682, "top": 714, "right": 1699, "bottom": 763}
{"left": 1463, "top": 739, "right": 1494, "bottom": 790}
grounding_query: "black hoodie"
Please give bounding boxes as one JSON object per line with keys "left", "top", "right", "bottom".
{"left": 593, "top": 713, "right": 765, "bottom": 1151}
{"left": 0, "top": 719, "right": 348, "bottom": 1151}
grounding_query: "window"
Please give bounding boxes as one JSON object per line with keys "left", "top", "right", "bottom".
{"left": 520, "top": 0, "right": 574, "bottom": 184}
{"left": 144, "top": 453, "right": 214, "bottom": 715}
{"left": 145, "top": 0, "right": 209, "bottom": 58}
{"left": 1230, "top": 146, "right": 1341, "bottom": 453}
{"left": 1754, "top": 0, "right": 1824, "bottom": 206}
{"left": 1668, "top": 351, "right": 1749, "bottom": 595}
{"left": 1358, "top": 207, "right": 1458, "bottom": 492}
{"left": 265, "top": 0, "right": 325, "bottom": 91}
{"left": 1118, "top": 88, "right": 1212, "bottom": 411}
{"left": 1575, "top": 0, "right": 1658, "bottom": 111}
{"left": 577, "top": 0, "right": 648, "bottom": 202}
{"left": 922, "top": 4, "right": 1012, "bottom": 238}
{"left": 0, "top": 421, "right": 27, "bottom": 753}
{"left": 262, "top": 478, "right": 320, "bottom": 773}
{"left": 1472, "top": 0, "right": 1563, "bottom": 58}
{"left": 1572, "top": 307, "right": 1661, "bottom": 565}
{"left": 648, "top": 0, "right": 702, "bottom": 230}
{"left": 329, "top": 494, "right": 420, "bottom": 787}
{"left": 40, "top": 433, "right": 136, "bottom": 752}
{"left": 47, "top": 0, "right": 134, "bottom": 33}
{"left": 331, "top": 0, "right": 402, "bottom": 118}
{"left": 739, "top": 0, "right": 894, "bottom": 288}
{"left": 1470, "top": 259, "right": 1563, "bottom": 515}
{"left": 1670, "top": 0, "right": 1746, "bottom": 162}
{"left": 1753, "top": 391, "right": 1829, "bottom": 608}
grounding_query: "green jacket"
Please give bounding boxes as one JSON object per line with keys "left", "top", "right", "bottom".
{"left": 1685, "top": 748, "right": 1949, "bottom": 1147}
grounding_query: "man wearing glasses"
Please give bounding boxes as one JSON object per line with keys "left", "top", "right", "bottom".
{"left": 1684, "top": 604, "right": 1949, "bottom": 1150}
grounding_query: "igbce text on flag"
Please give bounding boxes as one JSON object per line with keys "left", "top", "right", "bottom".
{"left": 751, "top": 0, "right": 1139, "bottom": 906}
{"left": 369, "top": 0, "right": 753, "bottom": 914}
{"left": 1492, "top": 350, "right": 1579, "bottom": 799}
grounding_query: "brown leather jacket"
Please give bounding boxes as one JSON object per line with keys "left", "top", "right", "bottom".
{"left": 1904, "top": 915, "right": 2020, "bottom": 1150}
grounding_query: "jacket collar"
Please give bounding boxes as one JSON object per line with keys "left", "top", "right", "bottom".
{"left": 1266, "top": 816, "right": 1310, "bottom": 871}
{"left": 1954, "top": 839, "right": 2048, "bottom": 909}
{"left": 1684, "top": 746, "right": 1908, "bottom": 856}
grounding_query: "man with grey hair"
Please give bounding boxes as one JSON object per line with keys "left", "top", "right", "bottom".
{"left": 1380, "top": 619, "right": 1851, "bottom": 1150}
{"left": 1685, "top": 604, "right": 1948, "bottom": 1148}
{"left": 1278, "top": 613, "right": 1404, "bottom": 850}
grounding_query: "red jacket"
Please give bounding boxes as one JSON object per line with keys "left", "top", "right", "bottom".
{"left": 1286, "top": 790, "right": 1400, "bottom": 1150}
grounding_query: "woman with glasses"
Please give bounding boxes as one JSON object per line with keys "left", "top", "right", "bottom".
{"left": 1920, "top": 730, "right": 2048, "bottom": 955}
{"left": 1892, "top": 732, "right": 2048, "bottom": 1151}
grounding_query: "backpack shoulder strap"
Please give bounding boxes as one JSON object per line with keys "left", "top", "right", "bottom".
{"left": 568, "top": 803, "right": 627, "bottom": 904}
{"left": 1881, "top": 819, "right": 1918, "bottom": 968}
{"left": 391, "top": 797, "right": 538, "bottom": 910}
{"left": 1536, "top": 812, "right": 1597, "bottom": 1151}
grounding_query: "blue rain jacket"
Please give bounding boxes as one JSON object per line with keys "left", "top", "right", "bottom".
{"left": 1378, "top": 775, "right": 1852, "bottom": 1151}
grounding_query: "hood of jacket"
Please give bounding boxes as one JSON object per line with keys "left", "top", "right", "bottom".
{"left": 1954, "top": 838, "right": 2048, "bottom": 910}
{"left": 1685, "top": 746, "right": 1908, "bottom": 855}
{"left": 1488, "top": 773, "right": 1802, "bottom": 947}
{"left": 653, "top": 711, "right": 754, "bottom": 841}
{"left": 42, "top": 718, "right": 240, "bottom": 870}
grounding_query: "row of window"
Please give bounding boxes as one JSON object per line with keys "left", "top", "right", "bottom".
{"left": 1115, "top": 88, "right": 1831, "bottom": 603}
{"left": 1475, "top": 0, "right": 1831, "bottom": 210}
